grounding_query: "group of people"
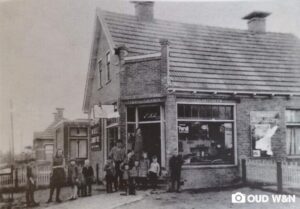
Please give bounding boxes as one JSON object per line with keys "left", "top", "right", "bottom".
{"left": 25, "top": 149, "right": 94, "bottom": 207}
{"left": 104, "top": 140, "right": 183, "bottom": 196}
{"left": 25, "top": 142, "right": 184, "bottom": 207}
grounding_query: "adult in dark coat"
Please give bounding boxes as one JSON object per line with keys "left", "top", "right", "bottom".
{"left": 47, "top": 149, "right": 66, "bottom": 203}
{"left": 26, "top": 164, "right": 39, "bottom": 207}
{"left": 169, "top": 153, "right": 184, "bottom": 192}
{"left": 82, "top": 160, "right": 94, "bottom": 196}
{"left": 134, "top": 128, "right": 143, "bottom": 160}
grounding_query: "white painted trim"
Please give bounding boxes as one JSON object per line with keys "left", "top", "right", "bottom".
{"left": 124, "top": 52, "right": 161, "bottom": 61}
{"left": 169, "top": 87, "right": 300, "bottom": 97}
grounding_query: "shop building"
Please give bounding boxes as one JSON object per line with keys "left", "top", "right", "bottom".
{"left": 82, "top": 2, "right": 300, "bottom": 188}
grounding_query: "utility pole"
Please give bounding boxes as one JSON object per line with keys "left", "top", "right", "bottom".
{"left": 10, "top": 100, "right": 15, "bottom": 165}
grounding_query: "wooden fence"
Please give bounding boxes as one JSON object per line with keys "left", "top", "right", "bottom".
{"left": 242, "top": 158, "right": 300, "bottom": 193}
{"left": 0, "top": 163, "right": 52, "bottom": 190}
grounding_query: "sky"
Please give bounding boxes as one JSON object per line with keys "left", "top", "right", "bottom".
{"left": 0, "top": 0, "right": 300, "bottom": 153}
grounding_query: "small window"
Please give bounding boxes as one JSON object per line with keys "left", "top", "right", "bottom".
{"left": 98, "top": 60, "right": 102, "bottom": 88}
{"left": 106, "top": 52, "right": 111, "bottom": 82}
{"left": 286, "top": 109, "right": 300, "bottom": 155}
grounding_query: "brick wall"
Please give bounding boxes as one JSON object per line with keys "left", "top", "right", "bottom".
{"left": 121, "top": 58, "right": 162, "bottom": 98}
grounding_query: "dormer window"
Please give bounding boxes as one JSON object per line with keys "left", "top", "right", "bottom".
{"left": 106, "top": 51, "right": 111, "bottom": 82}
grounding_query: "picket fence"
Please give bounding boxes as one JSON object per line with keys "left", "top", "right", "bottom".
{"left": 0, "top": 163, "right": 52, "bottom": 189}
{"left": 245, "top": 158, "right": 300, "bottom": 189}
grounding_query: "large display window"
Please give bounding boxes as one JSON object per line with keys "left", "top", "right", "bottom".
{"left": 177, "top": 104, "right": 235, "bottom": 165}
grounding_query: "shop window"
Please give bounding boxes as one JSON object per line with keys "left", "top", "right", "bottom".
{"left": 286, "top": 109, "right": 300, "bottom": 155}
{"left": 177, "top": 104, "right": 235, "bottom": 165}
{"left": 178, "top": 104, "right": 233, "bottom": 120}
{"left": 138, "top": 106, "right": 160, "bottom": 122}
{"left": 70, "top": 139, "right": 87, "bottom": 159}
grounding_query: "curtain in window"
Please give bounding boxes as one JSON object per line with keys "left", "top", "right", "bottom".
{"left": 286, "top": 127, "right": 300, "bottom": 155}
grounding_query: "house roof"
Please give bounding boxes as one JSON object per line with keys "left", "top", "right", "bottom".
{"left": 100, "top": 10, "right": 300, "bottom": 95}
{"left": 33, "top": 118, "right": 66, "bottom": 140}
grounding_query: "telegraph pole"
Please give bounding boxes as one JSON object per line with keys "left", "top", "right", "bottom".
{"left": 10, "top": 100, "right": 15, "bottom": 165}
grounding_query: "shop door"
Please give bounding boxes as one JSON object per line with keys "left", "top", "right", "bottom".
{"left": 140, "top": 123, "right": 161, "bottom": 164}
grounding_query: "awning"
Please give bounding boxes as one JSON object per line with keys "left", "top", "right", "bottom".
{"left": 92, "top": 105, "right": 120, "bottom": 119}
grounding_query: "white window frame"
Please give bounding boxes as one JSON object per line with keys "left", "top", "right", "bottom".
{"left": 176, "top": 102, "right": 237, "bottom": 168}
{"left": 285, "top": 108, "right": 300, "bottom": 157}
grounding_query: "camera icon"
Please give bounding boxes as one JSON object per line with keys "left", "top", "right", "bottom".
{"left": 232, "top": 192, "right": 246, "bottom": 203}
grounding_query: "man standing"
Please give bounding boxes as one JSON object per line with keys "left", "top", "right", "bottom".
{"left": 26, "top": 164, "right": 39, "bottom": 207}
{"left": 82, "top": 160, "right": 94, "bottom": 196}
{"left": 109, "top": 140, "right": 126, "bottom": 191}
{"left": 169, "top": 152, "right": 184, "bottom": 192}
{"left": 47, "top": 149, "right": 65, "bottom": 203}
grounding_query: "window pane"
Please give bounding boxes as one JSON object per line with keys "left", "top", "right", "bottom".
{"left": 78, "top": 140, "right": 87, "bottom": 158}
{"left": 286, "top": 127, "right": 300, "bottom": 155}
{"left": 178, "top": 121, "right": 234, "bottom": 165}
{"left": 138, "top": 106, "right": 160, "bottom": 121}
{"left": 178, "top": 104, "right": 233, "bottom": 120}
{"left": 127, "top": 107, "right": 135, "bottom": 122}
{"left": 286, "top": 110, "right": 300, "bottom": 123}
{"left": 70, "top": 140, "right": 77, "bottom": 159}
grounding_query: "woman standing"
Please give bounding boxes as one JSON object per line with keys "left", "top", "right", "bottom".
{"left": 47, "top": 149, "right": 66, "bottom": 203}
{"left": 134, "top": 128, "right": 143, "bottom": 160}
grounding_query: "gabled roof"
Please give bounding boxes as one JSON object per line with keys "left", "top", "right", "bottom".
{"left": 33, "top": 118, "right": 66, "bottom": 140}
{"left": 83, "top": 8, "right": 300, "bottom": 107}
{"left": 101, "top": 10, "right": 300, "bottom": 95}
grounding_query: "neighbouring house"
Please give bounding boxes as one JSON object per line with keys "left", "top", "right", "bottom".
{"left": 54, "top": 119, "right": 90, "bottom": 165}
{"left": 33, "top": 108, "right": 66, "bottom": 162}
{"left": 82, "top": 2, "right": 300, "bottom": 189}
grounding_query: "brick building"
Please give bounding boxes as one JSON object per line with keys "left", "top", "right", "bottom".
{"left": 82, "top": 2, "right": 300, "bottom": 188}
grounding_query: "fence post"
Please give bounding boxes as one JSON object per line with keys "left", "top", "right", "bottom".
{"left": 277, "top": 161, "right": 283, "bottom": 194}
{"left": 96, "top": 163, "right": 99, "bottom": 184}
{"left": 15, "top": 168, "right": 18, "bottom": 189}
{"left": 242, "top": 159, "right": 247, "bottom": 185}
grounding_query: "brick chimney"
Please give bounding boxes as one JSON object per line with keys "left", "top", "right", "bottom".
{"left": 56, "top": 108, "right": 64, "bottom": 121}
{"left": 133, "top": 1, "right": 154, "bottom": 22}
{"left": 243, "top": 11, "right": 270, "bottom": 33}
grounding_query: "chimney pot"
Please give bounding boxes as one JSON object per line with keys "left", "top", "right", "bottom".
{"left": 243, "top": 11, "right": 270, "bottom": 33}
{"left": 132, "top": 1, "right": 154, "bottom": 22}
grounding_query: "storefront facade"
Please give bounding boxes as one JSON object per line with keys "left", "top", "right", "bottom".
{"left": 82, "top": 3, "right": 300, "bottom": 189}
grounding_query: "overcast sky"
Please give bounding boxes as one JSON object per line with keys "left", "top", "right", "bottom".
{"left": 1, "top": 0, "right": 300, "bottom": 153}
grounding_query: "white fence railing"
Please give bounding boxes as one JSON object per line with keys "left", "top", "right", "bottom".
{"left": 244, "top": 158, "right": 300, "bottom": 190}
{"left": 0, "top": 163, "right": 52, "bottom": 189}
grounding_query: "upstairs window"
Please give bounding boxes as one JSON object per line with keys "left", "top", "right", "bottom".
{"left": 106, "top": 52, "right": 111, "bottom": 82}
{"left": 98, "top": 60, "right": 102, "bottom": 88}
{"left": 286, "top": 109, "right": 300, "bottom": 155}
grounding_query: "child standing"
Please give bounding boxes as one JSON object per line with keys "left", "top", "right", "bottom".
{"left": 128, "top": 160, "right": 139, "bottom": 195}
{"left": 148, "top": 156, "right": 160, "bottom": 190}
{"left": 104, "top": 158, "right": 115, "bottom": 193}
{"left": 121, "top": 163, "right": 130, "bottom": 195}
{"left": 138, "top": 152, "right": 150, "bottom": 190}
